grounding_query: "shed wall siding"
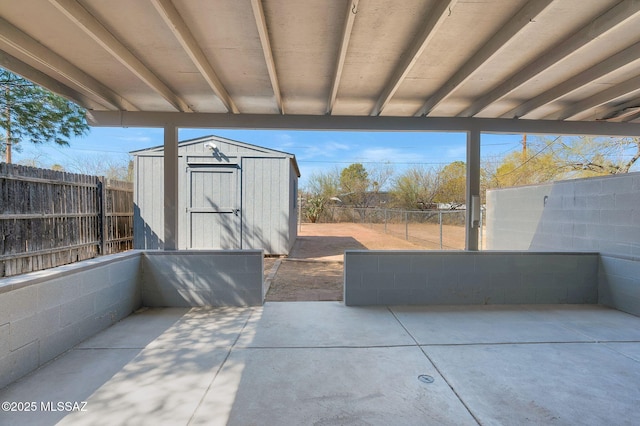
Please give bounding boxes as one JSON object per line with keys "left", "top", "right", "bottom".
{"left": 242, "top": 157, "right": 290, "bottom": 254}
{"left": 134, "top": 155, "right": 165, "bottom": 249}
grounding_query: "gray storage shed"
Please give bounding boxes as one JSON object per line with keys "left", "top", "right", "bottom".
{"left": 132, "top": 135, "right": 300, "bottom": 254}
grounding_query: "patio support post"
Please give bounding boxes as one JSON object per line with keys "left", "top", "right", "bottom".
{"left": 164, "top": 124, "right": 179, "bottom": 250}
{"left": 466, "top": 129, "right": 481, "bottom": 251}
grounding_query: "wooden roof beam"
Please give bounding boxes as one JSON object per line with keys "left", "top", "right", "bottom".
{"left": 546, "top": 75, "right": 640, "bottom": 121}
{"left": 370, "top": 0, "right": 457, "bottom": 116}
{"left": 417, "top": 0, "right": 554, "bottom": 117}
{"left": 152, "top": 0, "right": 239, "bottom": 114}
{"left": 460, "top": 0, "right": 640, "bottom": 117}
{"left": 250, "top": 0, "right": 283, "bottom": 114}
{"left": 0, "top": 17, "right": 137, "bottom": 111}
{"left": 327, "top": 0, "right": 359, "bottom": 115}
{"left": 49, "top": 0, "right": 192, "bottom": 112}
{"left": 503, "top": 40, "right": 640, "bottom": 119}
{"left": 1, "top": 51, "right": 104, "bottom": 110}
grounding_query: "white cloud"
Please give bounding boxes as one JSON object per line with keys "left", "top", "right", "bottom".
{"left": 116, "top": 135, "right": 153, "bottom": 143}
{"left": 298, "top": 140, "right": 350, "bottom": 160}
{"left": 446, "top": 146, "right": 467, "bottom": 158}
{"left": 357, "top": 147, "right": 426, "bottom": 164}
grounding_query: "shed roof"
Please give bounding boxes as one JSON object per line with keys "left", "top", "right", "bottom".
{"left": 131, "top": 135, "right": 301, "bottom": 177}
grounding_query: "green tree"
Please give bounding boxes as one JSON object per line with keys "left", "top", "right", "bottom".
{"left": 1, "top": 69, "right": 89, "bottom": 163}
{"left": 338, "top": 163, "right": 393, "bottom": 209}
{"left": 340, "top": 163, "right": 369, "bottom": 202}
{"left": 434, "top": 161, "right": 466, "bottom": 208}
{"left": 391, "top": 166, "right": 439, "bottom": 209}
{"left": 303, "top": 168, "right": 341, "bottom": 222}
{"left": 552, "top": 136, "right": 640, "bottom": 176}
{"left": 486, "top": 150, "right": 559, "bottom": 188}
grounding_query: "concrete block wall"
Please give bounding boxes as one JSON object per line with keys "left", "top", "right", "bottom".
{"left": 344, "top": 251, "right": 599, "bottom": 306}
{"left": 141, "top": 250, "right": 264, "bottom": 307}
{"left": 486, "top": 173, "right": 640, "bottom": 316}
{"left": 599, "top": 255, "right": 640, "bottom": 317}
{"left": 0, "top": 252, "right": 142, "bottom": 389}
{"left": 486, "top": 172, "right": 640, "bottom": 256}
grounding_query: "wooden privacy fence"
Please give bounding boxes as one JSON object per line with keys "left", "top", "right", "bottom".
{"left": 0, "top": 163, "right": 134, "bottom": 277}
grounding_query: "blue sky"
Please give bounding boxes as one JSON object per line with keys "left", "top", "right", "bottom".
{"left": 13, "top": 127, "right": 526, "bottom": 187}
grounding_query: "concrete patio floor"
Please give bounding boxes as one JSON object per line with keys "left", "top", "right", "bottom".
{"left": 1, "top": 302, "right": 640, "bottom": 425}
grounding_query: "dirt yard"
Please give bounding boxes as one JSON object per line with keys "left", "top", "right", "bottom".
{"left": 264, "top": 223, "right": 452, "bottom": 302}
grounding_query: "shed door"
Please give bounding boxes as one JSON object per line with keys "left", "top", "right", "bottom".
{"left": 187, "top": 165, "right": 241, "bottom": 249}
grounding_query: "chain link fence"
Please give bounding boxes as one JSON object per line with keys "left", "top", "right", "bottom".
{"left": 311, "top": 206, "right": 484, "bottom": 250}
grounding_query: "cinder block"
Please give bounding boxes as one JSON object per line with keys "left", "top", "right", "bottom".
{"left": 611, "top": 293, "right": 640, "bottom": 317}
{"left": 426, "top": 271, "right": 457, "bottom": 289}
{"left": 244, "top": 254, "right": 263, "bottom": 273}
{"left": 60, "top": 293, "right": 95, "bottom": 327}
{"left": 459, "top": 272, "right": 491, "bottom": 291}
{"left": 394, "top": 273, "right": 427, "bottom": 289}
{"left": 601, "top": 210, "right": 632, "bottom": 226}
{"left": 344, "top": 289, "right": 379, "bottom": 306}
{"left": 603, "top": 175, "right": 633, "bottom": 193}
{"left": 80, "top": 269, "right": 112, "bottom": 295}
{"left": 568, "top": 284, "right": 598, "bottom": 304}
{"left": 504, "top": 286, "right": 536, "bottom": 304}
{"left": 86, "top": 265, "right": 110, "bottom": 286}
{"left": 361, "top": 272, "right": 395, "bottom": 290}
{"left": 512, "top": 255, "right": 541, "bottom": 274}
{"left": 601, "top": 256, "right": 638, "bottom": 279}
{"left": 118, "top": 280, "right": 142, "bottom": 313}
{"left": 409, "top": 254, "right": 443, "bottom": 273}
{"left": 378, "top": 289, "right": 411, "bottom": 305}
{"left": 481, "top": 287, "right": 505, "bottom": 305}
{"left": 210, "top": 288, "right": 261, "bottom": 307}
{"left": 37, "top": 306, "right": 61, "bottom": 339}
{"left": 476, "top": 255, "right": 518, "bottom": 274}
{"left": 442, "top": 254, "right": 475, "bottom": 275}
{"left": 344, "top": 252, "right": 379, "bottom": 273}
{"left": 95, "top": 284, "right": 122, "bottom": 315}
{"left": 3, "top": 286, "right": 37, "bottom": 322}
{"left": 10, "top": 314, "right": 41, "bottom": 351}
{"left": 37, "top": 277, "right": 79, "bottom": 310}
{"left": 490, "top": 271, "right": 522, "bottom": 289}
{"left": 615, "top": 225, "right": 640, "bottom": 244}
{"left": 572, "top": 237, "right": 599, "bottom": 251}
{"left": 0, "top": 323, "right": 9, "bottom": 358}
{"left": 39, "top": 324, "right": 80, "bottom": 366}
{"left": 108, "top": 257, "right": 141, "bottom": 284}
{"left": 0, "top": 340, "right": 39, "bottom": 389}
{"left": 144, "top": 268, "right": 192, "bottom": 293}
{"left": 541, "top": 255, "right": 579, "bottom": 273}
{"left": 378, "top": 255, "right": 411, "bottom": 273}
{"left": 208, "top": 255, "right": 251, "bottom": 272}
{"left": 574, "top": 179, "right": 602, "bottom": 195}
{"left": 344, "top": 269, "right": 363, "bottom": 289}
{"left": 77, "top": 307, "right": 119, "bottom": 343}
{"left": 408, "top": 289, "right": 434, "bottom": 304}
{"left": 535, "top": 286, "right": 568, "bottom": 303}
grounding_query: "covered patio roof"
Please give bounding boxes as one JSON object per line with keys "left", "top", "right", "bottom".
{"left": 3, "top": 0, "right": 640, "bottom": 249}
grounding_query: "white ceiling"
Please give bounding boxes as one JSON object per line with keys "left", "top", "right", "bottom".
{"left": 2, "top": 0, "right": 640, "bottom": 128}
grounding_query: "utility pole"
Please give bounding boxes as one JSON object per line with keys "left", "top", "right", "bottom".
{"left": 522, "top": 133, "right": 527, "bottom": 158}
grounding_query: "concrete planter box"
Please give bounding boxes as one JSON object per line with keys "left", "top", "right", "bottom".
{"left": 345, "top": 251, "right": 600, "bottom": 306}
{"left": 0, "top": 249, "right": 263, "bottom": 389}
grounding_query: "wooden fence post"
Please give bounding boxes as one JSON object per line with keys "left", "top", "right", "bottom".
{"left": 98, "top": 177, "right": 107, "bottom": 255}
